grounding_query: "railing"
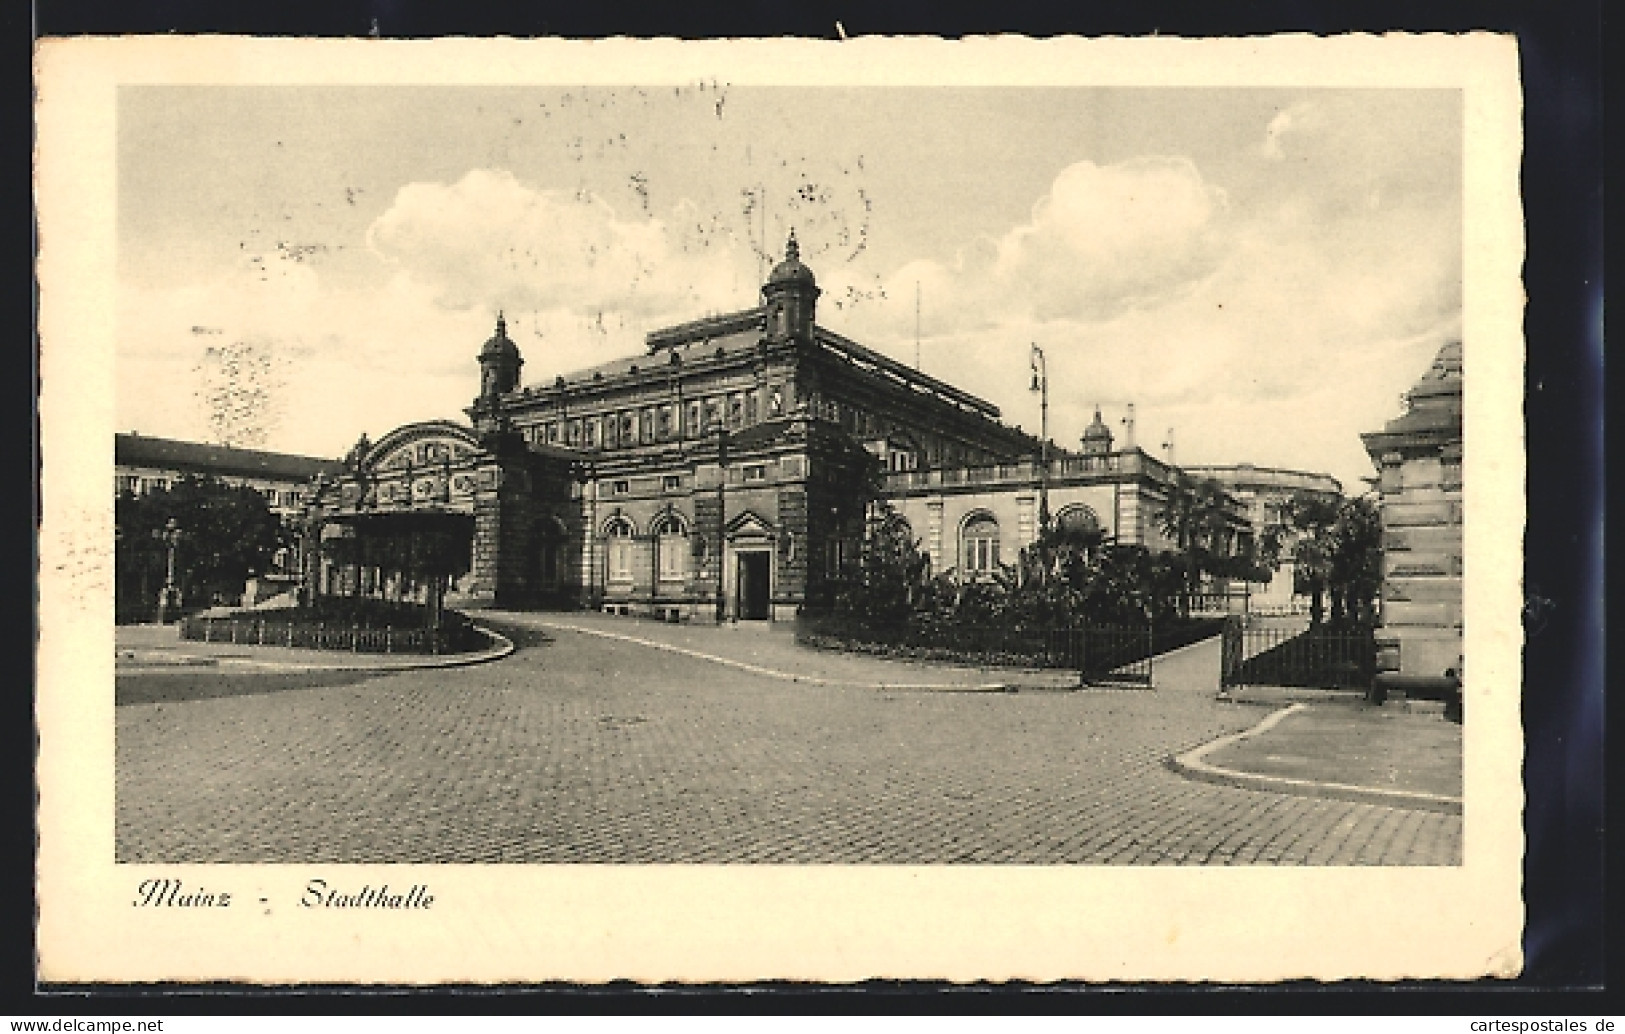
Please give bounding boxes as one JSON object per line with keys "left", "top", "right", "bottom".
{"left": 1220, "top": 618, "right": 1375, "bottom": 690}
{"left": 178, "top": 615, "right": 481, "bottom": 655}
{"left": 882, "top": 449, "right": 1170, "bottom": 493}
{"left": 799, "top": 617, "right": 1222, "bottom": 686}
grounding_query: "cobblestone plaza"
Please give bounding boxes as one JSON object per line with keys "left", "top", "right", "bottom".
{"left": 117, "top": 616, "right": 1461, "bottom": 866}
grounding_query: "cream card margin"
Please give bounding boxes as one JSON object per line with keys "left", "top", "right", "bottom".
{"left": 35, "top": 33, "right": 1525, "bottom": 984}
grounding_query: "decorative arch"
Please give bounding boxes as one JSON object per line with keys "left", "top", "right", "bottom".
{"left": 650, "top": 509, "right": 689, "bottom": 536}
{"left": 600, "top": 512, "right": 639, "bottom": 538}
{"left": 1054, "top": 504, "right": 1102, "bottom": 536}
{"left": 365, "top": 420, "right": 482, "bottom": 473}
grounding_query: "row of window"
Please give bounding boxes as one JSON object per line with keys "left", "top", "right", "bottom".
{"left": 527, "top": 385, "right": 789, "bottom": 450}
{"left": 115, "top": 474, "right": 304, "bottom": 508}
{"left": 603, "top": 465, "right": 767, "bottom": 498}
{"left": 604, "top": 514, "right": 689, "bottom": 582}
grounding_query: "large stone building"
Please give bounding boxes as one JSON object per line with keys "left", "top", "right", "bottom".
{"left": 115, "top": 432, "right": 342, "bottom": 518}
{"left": 1180, "top": 463, "right": 1345, "bottom": 614}
{"left": 1361, "top": 339, "right": 1464, "bottom": 684}
{"left": 304, "top": 237, "right": 1297, "bottom": 622}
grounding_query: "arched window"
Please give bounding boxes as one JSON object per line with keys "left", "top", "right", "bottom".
{"left": 961, "top": 513, "right": 1001, "bottom": 577}
{"left": 605, "top": 517, "right": 635, "bottom": 583}
{"left": 653, "top": 513, "right": 688, "bottom": 582}
{"left": 1055, "top": 505, "right": 1101, "bottom": 536}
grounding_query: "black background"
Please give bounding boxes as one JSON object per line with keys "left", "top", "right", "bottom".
{"left": 16, "top": 0, "right": 1607, "bottom": 1014}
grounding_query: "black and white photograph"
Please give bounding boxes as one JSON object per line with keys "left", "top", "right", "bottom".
{"left": 37, "top": 35, "right": 1525, "bottom": 983}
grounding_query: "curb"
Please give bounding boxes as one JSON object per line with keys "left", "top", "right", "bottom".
{"left": 533, "top": 619, "right": 1072, "bottom": 692}
{"left": 115, "top": 625, "right": 516, "bottom": 676}
{"left": 1167, "top": 702, "right": 1464, "bottom": 815}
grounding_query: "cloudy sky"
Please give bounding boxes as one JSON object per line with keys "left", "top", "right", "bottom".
{"left": 117, "top": 84, "right": 1461, "bottom": 491}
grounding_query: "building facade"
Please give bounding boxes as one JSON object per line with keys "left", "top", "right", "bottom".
{"left": 302, "top": 238, "right": 1318, "bottom": 623}
{"left": 1361, "top": 339, "right": 1464, "bottom": 683}
{"left": 1180, "top": 463, "right": 1345, "bottom": 614}
{"left": 115, "top": 432, "right": 342, "bottom": 518}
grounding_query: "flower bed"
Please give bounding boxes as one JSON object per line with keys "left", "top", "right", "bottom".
{"left": 799, "top": 616, "right": 1223, "bottom": 672}
{"left": 179, "top": 601, "right": 483, "bottom": 655}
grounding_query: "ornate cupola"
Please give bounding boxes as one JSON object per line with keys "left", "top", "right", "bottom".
{"left": 477, "top": 312, "right": 523, "bottom": 402}
{"left": 1080, "top": 406, "right": 1115, "bottom": 455}
{"left": 761, "top": 231, "right": 820, "bottom": 345}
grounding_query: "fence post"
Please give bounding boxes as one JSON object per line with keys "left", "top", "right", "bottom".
{"left": 286, "top": 622, "right": 294, "bottom": 647}
{"left": 385, "top": 626, "right": 393, "bottom": 654}
{"left": 230, "top": 620, "right": 238, "bottom": 644}
{"left": 352, "top": 623, "right": 360, "bottom": 653}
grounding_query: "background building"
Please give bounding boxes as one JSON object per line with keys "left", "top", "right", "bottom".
{"left": 1181, "top": 463, "right": 1345, "bottom": 615}
{"left": 115, "top": 433, "right": 342, "bottom": 518}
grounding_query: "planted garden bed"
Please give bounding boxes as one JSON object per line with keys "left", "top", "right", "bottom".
{"left": 179, "top": 599, "right": 483, "bottom": 655}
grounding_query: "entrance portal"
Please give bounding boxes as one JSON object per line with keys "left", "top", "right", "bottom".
{"left": 736, "top": 551, "right": 771, "bottom": 620}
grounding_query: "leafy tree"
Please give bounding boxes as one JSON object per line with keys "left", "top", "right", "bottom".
{"left": 115, "top": 475, "right": 282, "bottom": 610}
{"left": 1282, "top": 494, "right": 1342, "bottom": 625}
{"left": 1328, "top": 495, "right": 1383, "bottom": 625}
{"left": 1154, "top": 474, "right": 1230, "bottom": 617}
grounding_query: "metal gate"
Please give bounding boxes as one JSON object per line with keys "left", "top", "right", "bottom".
{"left": 1049, "top": 625, "right": 1154, "bottom": 686}
{"left": 1220, "top": 617, "right": 1375, "bottom": 690}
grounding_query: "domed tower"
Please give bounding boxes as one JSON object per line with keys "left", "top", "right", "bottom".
{"left": 1080, "top": 406, "right": 1115, "bottom": 455}
{"left": 761, "top": 231, "right": 820, "bottom": 345}
{"left": 477, "top": 312, "right": 523, "bottom": 402}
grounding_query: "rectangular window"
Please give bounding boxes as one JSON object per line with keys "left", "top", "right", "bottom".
{"left": 610, "top": 480, "right": 630, "bottom": 496}
{"left": 742, "top": 464, "right": 766, "bottom": 482}
{"left": 547, "top": 422, "right": 560, "bottom": 443}
{"left": 608, "top": 540, "right": 634, "bottom": 582}
{"left": 662, "top": 475, "right": 682, "bottom": 492}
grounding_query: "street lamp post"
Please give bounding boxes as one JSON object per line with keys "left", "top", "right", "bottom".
{"left": 154, "top": 517, "right": 183, "bottom": 624}
{"left": 1029, "top": 344, "right": 1051, "bottom": 532}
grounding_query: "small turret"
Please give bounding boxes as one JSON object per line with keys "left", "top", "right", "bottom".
{"left": 760, "top": 231, "right": 821, "bottom": 344}
{"left": 1080, "top": 406, "right": 1114, "bottom": 455}
{"left": 477, "top": 312, "right": 523, "bottom": 401}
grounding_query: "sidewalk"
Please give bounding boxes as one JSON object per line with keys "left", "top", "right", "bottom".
{"left": 115, "top": 622, "right": 514, "bottom": 675}
{"left": 1170, "top": 692, "right": 1463, "bottom": 813}
{"left": 486, "top": 610, "right": 1085, "bottom": 691}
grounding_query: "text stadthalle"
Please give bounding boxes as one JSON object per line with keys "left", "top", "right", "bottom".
{"left": 301, "top": 879, "right": 434, "bottom": 909}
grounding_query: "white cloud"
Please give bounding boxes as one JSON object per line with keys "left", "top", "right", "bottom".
{"left": 827, "top": 140, "right": 1459, "bottom": 491}
{"left": 366, "top": 169, "right": 755, "bottom": 323}
{"left": 1261, "top": 100, "right": 1320, "bottom": 160}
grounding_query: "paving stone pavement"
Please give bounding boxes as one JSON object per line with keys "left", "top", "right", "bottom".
{"left": 116, "top": 616, "right": 1462, "bottom": 865}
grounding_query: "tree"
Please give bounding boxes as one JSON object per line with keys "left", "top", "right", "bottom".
{"left": 115, "top": 475, "right": 282, "bottom": 611}
{"left": 1282, "top": 493, "right": 1342, "bottom": 625}
{"left": 1154, "top": 474, "right": 1229, "bottom": 617}
{"left": 1327, "top": 495, "right": 1383, "bottom": 625}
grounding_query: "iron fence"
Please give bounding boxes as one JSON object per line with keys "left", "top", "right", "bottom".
{"left": 178, "top": 615, "right": 480, "bottom": 655}
{"left": 1220, "top": 618, "right": 1375, "bottom": 690}
{"left": 798, "top": 618, "right": 1224, "bottom": 687}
